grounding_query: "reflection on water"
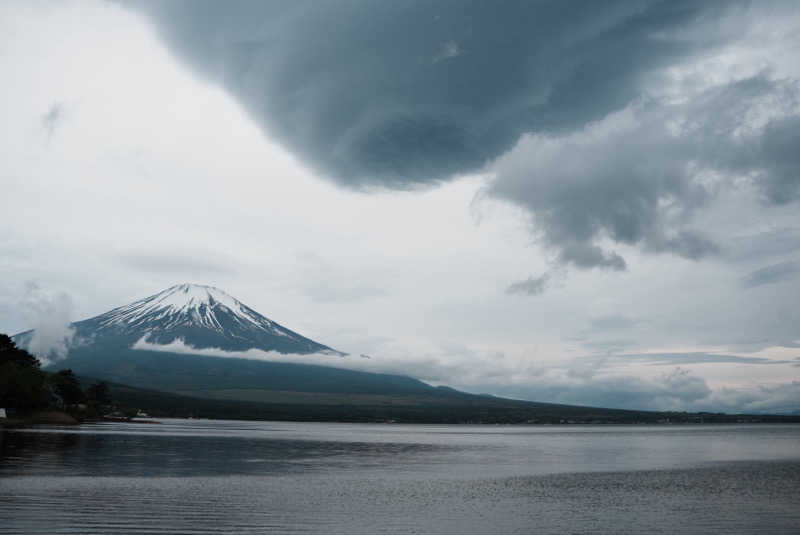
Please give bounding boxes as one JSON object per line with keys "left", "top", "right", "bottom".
{"left": 0, "top": 424, "right": 449, "bottom": 477}
{"left": 2, "top": 420, "right": 799, "bottom": 534}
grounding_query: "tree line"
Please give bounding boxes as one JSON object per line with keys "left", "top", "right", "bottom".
{"left": 0, "top": 333, "right": 110, "bottom": 417}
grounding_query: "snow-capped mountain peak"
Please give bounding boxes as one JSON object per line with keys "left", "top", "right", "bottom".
{"left": 16, "top": 284, "right": 340, "bottom": 356}
{"left": 99, "top": 283, "right": 265, "bottom": 331}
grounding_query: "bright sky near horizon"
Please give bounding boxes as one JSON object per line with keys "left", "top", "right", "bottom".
{"left": 1, "top": 0, "right": 798, "bottom": 413}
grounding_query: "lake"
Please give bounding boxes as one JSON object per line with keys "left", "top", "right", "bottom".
{"left": 1, "top": 420, "right": 799, "bottom": 534}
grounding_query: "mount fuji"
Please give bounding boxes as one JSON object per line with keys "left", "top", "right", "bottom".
{"left": 20, "top": 283, "right": 342, "bottom": 355}
{"left": 11, "top": 285, "right": 767, "bottom": 423}
{"left": 13, "top": 284, "right": 439, "bottom": 398}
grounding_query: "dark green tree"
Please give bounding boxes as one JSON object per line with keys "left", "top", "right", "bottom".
{"left": 85, "top": 381, "right": 111, "bottom": 418}
{"left": 0, "top": 333, "right": 46, "bottom": 410}
{"left": 49, "top": 369, "right": 85, "bottom": 406}
{"left": 86, "top": 382, "right": 111, "bottom": 406}
{"left": 0, "top": 334, "right": 41, "bottom": 368}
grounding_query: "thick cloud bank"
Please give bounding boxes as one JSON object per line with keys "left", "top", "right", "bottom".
{"left": 134, "top": 337, "right": 798, "bottom": 414}
{"left": 124, "top": 0, "right": 735, "bottom": 189}
{"left": 491, "top": 76, "right": 800, "bottom": 270}
{"left": 129, "top": 0, "right": 800, "bottom": 273}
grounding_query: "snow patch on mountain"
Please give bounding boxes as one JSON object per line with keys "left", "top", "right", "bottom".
{"left": 98, "top": 283, "right": 288, "bottom": 336}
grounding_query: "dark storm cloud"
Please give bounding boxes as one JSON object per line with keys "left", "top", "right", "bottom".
{"left": 128, "top": 0, "right": 731, "bottom": 188}
{"left": 741, "top": 260, "right": 800, "bottom": 288}
{"left": 128, "top": 1, "right": 800, "bottom": 272}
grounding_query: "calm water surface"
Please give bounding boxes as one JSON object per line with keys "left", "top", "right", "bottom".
{"left": 1, "top": 420, "right": 799, "bottom": 534}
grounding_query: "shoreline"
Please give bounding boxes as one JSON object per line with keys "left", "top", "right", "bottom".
{"left": 0, "top": 411, "right": 163, "bottom": 429}
{"left": 0, "top": 410, "right": 79, "bottom": 428}
{"left": 4, "top": 414, "right": 799, "bottom": 429}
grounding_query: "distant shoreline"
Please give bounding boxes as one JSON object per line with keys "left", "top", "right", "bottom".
{"left": 0, "top": 411, "right": 165, "bottom": 429}
{"left": 4, "top": 413, "right": 799, "bottom": 429}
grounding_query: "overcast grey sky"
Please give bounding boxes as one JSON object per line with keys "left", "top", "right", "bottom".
{"left": 1, "top": 0, "right": 798, "bottom": 413}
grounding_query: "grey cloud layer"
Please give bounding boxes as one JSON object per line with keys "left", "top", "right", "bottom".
{"left": 742, "top": 260, "right": 800, "bottom": 288}
{"left": 129, "top": 0, "right": 800, "bottom": 274}
{"left": 617, "top": 352, "right": 792, "bottom": 366}
{"left": 479, "top": 372, "right": 800, "bottom": 414}
{"left": 129, "top": 0, "right": 731, "bottom": 188}
{"left": 482, "top": 368, "right": 713, "bottom": 413}
{"left": 728, "top": 227, "right": 800, "bottom": 261}
{"left": 490, "top": 75, "right": 800, "bottom": 270}
{"left": 506, "top": 273, "right": 550, "bottom": 296}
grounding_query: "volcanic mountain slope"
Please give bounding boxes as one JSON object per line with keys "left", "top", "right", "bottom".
{"left": 13, "top": 284, "right": 442, "bottom": 398}
{"left": 16, "top": 283, "right": 340, "bottom": 355}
